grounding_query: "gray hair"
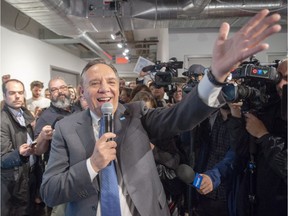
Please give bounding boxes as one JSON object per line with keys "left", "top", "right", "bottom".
{"left": 80, "top": 59, "right": 119, "bottom": 86}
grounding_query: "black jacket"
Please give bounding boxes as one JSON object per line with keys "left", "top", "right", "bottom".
{"left": 1, "top": 105, "right": 35, "bottom": 215}
{"left": 227, "top": 100, "right": 287, "bottom": 216}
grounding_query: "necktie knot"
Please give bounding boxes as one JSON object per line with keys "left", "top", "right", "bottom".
{"left": 16, "top": 112, "right": 25, "bottom": 126}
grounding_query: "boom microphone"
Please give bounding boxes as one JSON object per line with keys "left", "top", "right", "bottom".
{"left": 101, "top": 102, "right": 113, "bottom": 134}
{"left": 176, "top": 164, "right": 203, "bottom": 189}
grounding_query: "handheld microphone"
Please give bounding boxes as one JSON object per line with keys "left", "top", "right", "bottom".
{"left": 176, "top": 164, "right": 203, "bottom": 189}
{"left": 51, "top": 116, "right": 64, "bottom": 129}
{"left": 101, "top": 103, "right": 114, "bottom": 165}
{"left": 100, "top": 102, "right": 114, "bottom": 135}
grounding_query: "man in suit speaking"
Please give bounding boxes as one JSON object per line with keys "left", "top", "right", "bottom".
{"left": 40, "top": 10, "right": 281, "bottom": 216}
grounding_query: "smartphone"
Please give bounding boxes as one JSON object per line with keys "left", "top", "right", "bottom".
{"left": 30, "top": 140, "right": 37, "bottom": 147}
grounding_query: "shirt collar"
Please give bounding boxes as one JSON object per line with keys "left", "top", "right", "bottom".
{"left": 90, "top": 110, "right": 101, "bottom": 125}
{"left": 8, "top": 107, "right": 23, "bottom": 118}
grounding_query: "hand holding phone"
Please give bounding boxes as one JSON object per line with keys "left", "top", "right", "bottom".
{"left": 30, "top": 140, "right": 37, "bottom": 147}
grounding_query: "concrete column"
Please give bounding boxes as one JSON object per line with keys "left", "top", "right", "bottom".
{"left": 157, "top": 28, "right": 169, "bottom": 62}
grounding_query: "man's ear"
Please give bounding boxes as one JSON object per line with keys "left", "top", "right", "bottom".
{"left": 78, "top": 85, "right": 84, "bottom": 96}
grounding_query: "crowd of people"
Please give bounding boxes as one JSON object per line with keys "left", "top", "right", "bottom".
{"left": 1, "top": 9, "right": 287, "bottom": 216}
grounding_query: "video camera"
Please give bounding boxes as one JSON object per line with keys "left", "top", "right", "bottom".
{"left": 142, "top": 60, "right": 183, "bottom": 87}
{"left": 142, "top": 59, "right": 183, "bottom": 103}
{"left": 222, "top": 56, "right": 281, "bottom": 112}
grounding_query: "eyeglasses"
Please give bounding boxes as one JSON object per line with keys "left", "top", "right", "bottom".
{"left": 50, "top": 85, "right": 68, "bottom": 93}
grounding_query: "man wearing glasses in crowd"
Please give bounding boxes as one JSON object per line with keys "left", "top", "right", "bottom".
{"left": 33, "top": 77, "right": 81, "bottom": 213}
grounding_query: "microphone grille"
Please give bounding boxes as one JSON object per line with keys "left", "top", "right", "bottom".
{"left": 176, "top": 164, "right": 195, "bottom": 184}
{"left": 101, "top": 102, "right": 113, "bottom": 115}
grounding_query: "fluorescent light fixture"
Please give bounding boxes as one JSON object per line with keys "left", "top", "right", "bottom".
{"left": 110, "top": 31, "right": 121, "bottom": 40}
{"left": 111, "top": 34, "right": 116, "bottom": 40}
{"left": 117, "top": 42, "right": 123, "bottom": 48}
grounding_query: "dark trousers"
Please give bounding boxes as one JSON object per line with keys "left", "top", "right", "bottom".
{"left": 1, "top": 168, "right": 36, "bottom": 216}
{"left": 194, "top": 195, "right": 229, "bottom": 216}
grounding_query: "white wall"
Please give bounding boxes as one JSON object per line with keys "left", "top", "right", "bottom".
{"left": 0, "top": 26, "right": 87, "bottom": 99}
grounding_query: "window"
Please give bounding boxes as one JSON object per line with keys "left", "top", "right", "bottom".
{"left": 184, "top": 55, "right": 212, "bottom": 70}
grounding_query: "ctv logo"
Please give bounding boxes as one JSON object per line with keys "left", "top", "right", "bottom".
{"left": 252, "top": 68, "right": 269, "bottom": 76}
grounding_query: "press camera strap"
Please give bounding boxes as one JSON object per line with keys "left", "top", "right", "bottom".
{"left": 248, "top": 135, "right": 257, "bottom": 216}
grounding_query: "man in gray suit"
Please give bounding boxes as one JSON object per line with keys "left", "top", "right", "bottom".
{"left": 40, "top": 10, "right": 281, "bottom": 216}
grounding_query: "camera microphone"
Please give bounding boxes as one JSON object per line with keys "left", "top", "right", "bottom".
{"left": 142, "top": 65, "right": 156, "bottom": 72}
{"left": 176, "top": 164, "right": 203, "bottom": 189}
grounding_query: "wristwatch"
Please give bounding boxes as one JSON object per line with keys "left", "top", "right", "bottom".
{"left": 205, "top": 68, "right": 228, "bottom": 87}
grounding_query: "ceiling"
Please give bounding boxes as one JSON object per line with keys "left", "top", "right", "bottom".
{"left": 1, "top": 0, "right": 287, "bottom": 64}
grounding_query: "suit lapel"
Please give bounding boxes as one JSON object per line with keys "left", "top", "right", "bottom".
{"left": 113, "top": 104, "right": 131, "bottom": 167}
{"left": 114, "top": 104, "right": 129, "bottom": 134}
{"left": 75, "top": 110, "right": 95, "bottom": 158}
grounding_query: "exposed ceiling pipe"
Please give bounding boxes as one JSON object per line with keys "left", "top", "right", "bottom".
{"left": 201, "top": 0, "right": 287, "bottom": 18}
{"left": 4, "top": 0, "right": 112, "bottom": 61}
{"left": 114, "top": 12, "right": 127, "bottom": 42}
{"left": 131, "top": 0, "right": 286, "bottom": 20}
{"left": 78, "top": 33, "right": 113, "bottom": 60}
{"left": 182, "top": 0, "right": 212, "bottom": 13}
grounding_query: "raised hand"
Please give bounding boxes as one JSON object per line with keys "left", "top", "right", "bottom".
{"left": 211, "top": 9, "right": 281, "bottom": 82}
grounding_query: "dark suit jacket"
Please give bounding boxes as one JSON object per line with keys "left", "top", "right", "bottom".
{"left": 40, "top": 88, "right": 218, "bottom": 216}
{"left": 1, "top": 105, "right": 35, "bottom": 216}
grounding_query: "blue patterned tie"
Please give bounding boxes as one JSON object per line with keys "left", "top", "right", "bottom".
{"left": 99, "top": 117, "right": 121, "bottom": 216}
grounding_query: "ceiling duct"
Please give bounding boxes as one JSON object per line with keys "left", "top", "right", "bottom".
{"left": 4, "top": 0, "right": 287, "bottom": 61}
{"left": 4, "top": 0, "right": 113, "bottom": 61}
{"left": 5, "top": 0, "right": 287, "bottom": 33}
{"left": 131, "top": 0, "right": 212, "bottom": 20}
{"left": 131, "top": 0, "right": 286, "bottom": 20}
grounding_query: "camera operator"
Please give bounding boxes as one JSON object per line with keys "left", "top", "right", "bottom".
{"left": 149, "top": 82, "right": 169, "bottom": 107}
{"left": 276, "top": 58, "right": 287, "bottom": 100}
{"left": 182, "top": 64, "right": 205, "bottom": 93}
{"left": 227, "top": 58, "right": 287, "bottom": 216}
{"left": 171, "top": 83, "right": 184, "bottom": 104}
